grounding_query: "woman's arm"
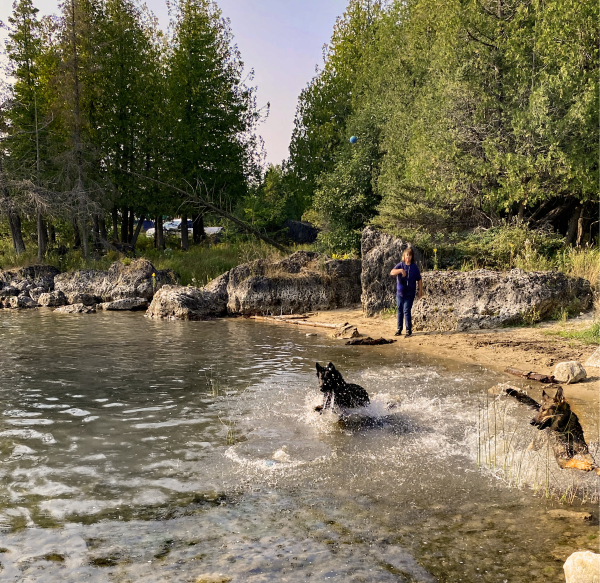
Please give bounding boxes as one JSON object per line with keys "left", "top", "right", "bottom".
{"left": 390, "top": 268, "right": 406, "bottom": 276}
{"left": 418, "top": 279, "right": 423, "bottom": 299}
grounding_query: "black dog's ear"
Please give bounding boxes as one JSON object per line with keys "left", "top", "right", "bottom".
{"left": 554, "top": 387, "right": 565, "bottom": 403}
{"left": 541, "top": 390, "right": 549, "bottom": 400}
{"left": 327, "top": 362, "right": 336, "bottom": 370}
{"left": 316, "top": 362, "right": 323, "bottom": 372}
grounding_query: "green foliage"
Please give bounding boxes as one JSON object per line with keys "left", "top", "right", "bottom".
{"left": 546, "top": 321, "right": 600, "bottom": 346}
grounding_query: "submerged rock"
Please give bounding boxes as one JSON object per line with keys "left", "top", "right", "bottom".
{"left": 412, "top": 269, "right": 592, "bottom": 332}
{"left": 146, "top": 285, "right": 227, "bottom": 320}
{"left": 38, "top": 291, "right": 68, "bottom": 307}
{"left": 563, "top": 551, "right": 600, "bottom": 583}
{"left": 361, "top": 226, "right": 424, "bottom": 316}
{"left": 54, "top": 303, "right": 96, "bottom": 314}
{"left": 99, "top": 298, "right": 149, "bottom": 311}
{"left": 553, "top": 361, "right": 587, "bottom": 384}
{"left": 54, "top": 259, "right": 175, "bottom": 303}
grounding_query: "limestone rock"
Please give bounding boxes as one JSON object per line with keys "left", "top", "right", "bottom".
{"left": 361, "top": 226, "right": 424, "bottom": 316}
{"left": 554, "top": 361, "right": 587, "bottom": 384}
{"left": 99, "top": 298, "right": 148, "bottom": 311}
{"left": 146, "top": 285, "right": 226, "bottom": 320}
{"left": 226, "top": 251, "right": 361, "bottom": 315}
{"left": 38, "top": 291, "right": 68, "bottom": 307}
{"left": 360, "top": 228, "right": 592, "bottom": 330}
{"left": 0, "top": 265, "right": 59, "bottom": 293}
{"left": 54, "top": 259, "right": 175, "bottom": 302}
{"left": 54, "top": 303, "right": 96, "bottom": 314}
{"left": 584, "top": 347, "right": 600, "bottom": 369}
{"left": 29, "top": 287, "right": 46, "bottom": 301}
{"left": 331, "top": 324, "right": 360, "bottom": 339}
{"left": 8, "top": 295, "right": 38, "bottom": 309}
{"left": 564, "top": 551, "right": 600, "bottom": 583}
{"left": 66, "top": 292, "right": 100, "bottom": 306}
{"left": 0, "top": 286, "right": 19, "bottom": 298}
{"left": 413, "top": 269, "right": 589, "bottom": 332}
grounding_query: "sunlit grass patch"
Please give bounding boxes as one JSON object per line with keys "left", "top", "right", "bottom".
{"left": 545, "top": 321, "right": 600, "bottom": 346}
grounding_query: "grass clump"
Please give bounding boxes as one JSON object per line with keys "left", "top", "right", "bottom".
{"left": 546, "top": 321, "right": 600, "bottom": 346}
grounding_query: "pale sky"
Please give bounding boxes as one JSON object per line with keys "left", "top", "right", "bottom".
{"left": 0, "top": 0, "right": 349, "bottom": 166}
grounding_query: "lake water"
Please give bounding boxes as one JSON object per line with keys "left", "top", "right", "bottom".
{"left": 0, "top": 310, "right": 598, "bottom": 582}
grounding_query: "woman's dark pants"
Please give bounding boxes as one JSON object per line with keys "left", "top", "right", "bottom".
{"left": 396, "top": 295, "right": 415, "bottom": 333}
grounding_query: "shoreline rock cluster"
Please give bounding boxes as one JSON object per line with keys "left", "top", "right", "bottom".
{"left": 0, "top": 228, "right": 593, "bottom": 331}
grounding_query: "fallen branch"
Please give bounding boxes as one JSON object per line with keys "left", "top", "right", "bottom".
{"left": 250, "top": 315, "right": 346, "bottom": 329}
{"left": 505, "top": 367, "right": 557, "bottom": 384}
{"left": 345, "top": 337, "right": 396, "bottom": 346}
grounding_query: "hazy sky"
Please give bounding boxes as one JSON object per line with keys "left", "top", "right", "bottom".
{"left": 0, "top": 0, "right": 349, "bottom": 165}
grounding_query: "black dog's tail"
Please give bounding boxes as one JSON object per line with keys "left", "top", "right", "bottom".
{"left": 505, "top": 387, "right": 540, "bottom": 411}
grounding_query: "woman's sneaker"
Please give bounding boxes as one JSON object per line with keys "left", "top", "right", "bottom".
{"left": 394, "top": 329, "right": 402, "bottom": 336}
{"left": 405, "top": 331, "right": 412, "bottom": 338}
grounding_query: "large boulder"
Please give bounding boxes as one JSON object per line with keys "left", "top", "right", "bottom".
{"left": 563, "top": 551, "right": 600, "bottom": 583}
{"left": 225, "top": 251, "right": 361, "bottom": 315}
{"left": 38, "top": 291, "right": 68, "bottom": 307}
{"left": 411, "top": 269, "right": 592, "bottom": 332}
{"left": 146, "top": 251, "right": 362, "bottom": 320}
{"left": 0, "top": 265, "right": 59, "bottom": 294}
{"left": 554, "top": 361, "right": 587, "bottom": 384}
{"left": 282, "top": 219, "right": 319, "bottom": 244}
{"left": 8, "top": 296, "right": 38, "bottom": 309}
{"left": 361, "top": 226, "right": 424, "bottom": 316}
{"left": 146, "top": 285, "right": 227, "bottom": 320}
{"left": 54, "top": 259, "right": 175, "bottom": 303}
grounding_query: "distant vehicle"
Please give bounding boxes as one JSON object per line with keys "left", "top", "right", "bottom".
{"left": 145, "top": 222, "right": 223, "bottom": 238}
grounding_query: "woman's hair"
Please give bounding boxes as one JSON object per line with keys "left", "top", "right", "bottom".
{"left": 402, "top": 246, "right": 414, "bottom": 262}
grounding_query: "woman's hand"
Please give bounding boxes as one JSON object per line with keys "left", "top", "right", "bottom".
{"left": 390, "top": 268, "right": 406, "bottom": 277}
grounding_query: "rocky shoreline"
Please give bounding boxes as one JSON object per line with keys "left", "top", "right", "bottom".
{"left": 0, "top": 227, "right": 593, "bottom": 332}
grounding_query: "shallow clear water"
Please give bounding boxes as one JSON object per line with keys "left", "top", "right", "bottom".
{"left": 0, "top": 310, "right": 598, "bottom": 582}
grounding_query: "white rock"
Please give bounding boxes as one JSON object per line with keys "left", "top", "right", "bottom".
{"left": 564, "top": 551, "right": 600, "bottom": 583}
{"left": 54, "top": 303, "right": 96, "bottom": 314}
{"left": 584, "top": 347, "right": 600, "bottom": 369}
{"left": 554, "top": 361, "right": 587, "bottom": 384}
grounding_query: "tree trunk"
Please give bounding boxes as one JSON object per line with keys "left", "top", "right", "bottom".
{"left": 131, "top": 215, "right": 145, "bottom": 248}
{"left": 128, "top": 208, "right": 134, "bottom": 242}
{"left": 193, "top": 213, "right": 205, "bottom": 243}
{"left": 120, "top": 206, "right": 129, "bottom": 243}
{"left": 181, "top": 211, "right": 189, "bottom": 250}
{"left": 111, "top": 207, "right": 119, "bottom": 241}
{"left": 517, "top": 202, "right": 525, "bottom": 222}
{"left": 99, "top": 215, "right": 107, "bottom": 241}
{"left": 566, "top": 206, "right": 581, "bottom": 246}
{"left": 73, "top": 218, "right": 81, "bottom": 248}
{"left": 37, "top": 212, "right": 48, "bottom": 261}
{"left": 155, "top": 215, "right": 165, "bottom": 249}
{"left": 80, "top": 216, "right": 88, "bottom": 258}
{"left": 92, "top": 214, "right": 100, "bottom": 249}
{"left": 576, "top": 207, "right": 585, "bottom": 247}
{"left": 48, "top": 222, "right": 56, "bottom": 244}
{"left": 0, "top": 158, "right": 26, "bottom": 255}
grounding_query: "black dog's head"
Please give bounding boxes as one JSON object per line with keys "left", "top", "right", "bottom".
{"left": 530, "top": 387, "right": 570, "bottom": 430}
{"left": 316, "top": 362, "right": 344, "bottom": 393}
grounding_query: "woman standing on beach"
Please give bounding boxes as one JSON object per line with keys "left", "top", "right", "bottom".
{"left": 390, "top": 247, "right": 422, "bottom": 337}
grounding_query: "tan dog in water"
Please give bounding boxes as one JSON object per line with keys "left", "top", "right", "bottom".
{"left": 507, "top": 386, "right": 600, "bottom": 474}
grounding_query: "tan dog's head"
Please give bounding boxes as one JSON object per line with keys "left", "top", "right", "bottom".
{"left": 530, "top": 387, "right": 569, "bottom": 430}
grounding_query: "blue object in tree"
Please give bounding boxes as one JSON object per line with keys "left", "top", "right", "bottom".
{"left": 349, "top": 136, "right": 358, "bottom": 144}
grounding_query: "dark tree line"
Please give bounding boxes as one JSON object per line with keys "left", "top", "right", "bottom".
{"left": 1, "top": 0, "right": 264, "bottom": 257}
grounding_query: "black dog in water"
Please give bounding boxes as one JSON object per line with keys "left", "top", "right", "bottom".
{"left": 314, "top": 362, "right": 370, "bottom": 413}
